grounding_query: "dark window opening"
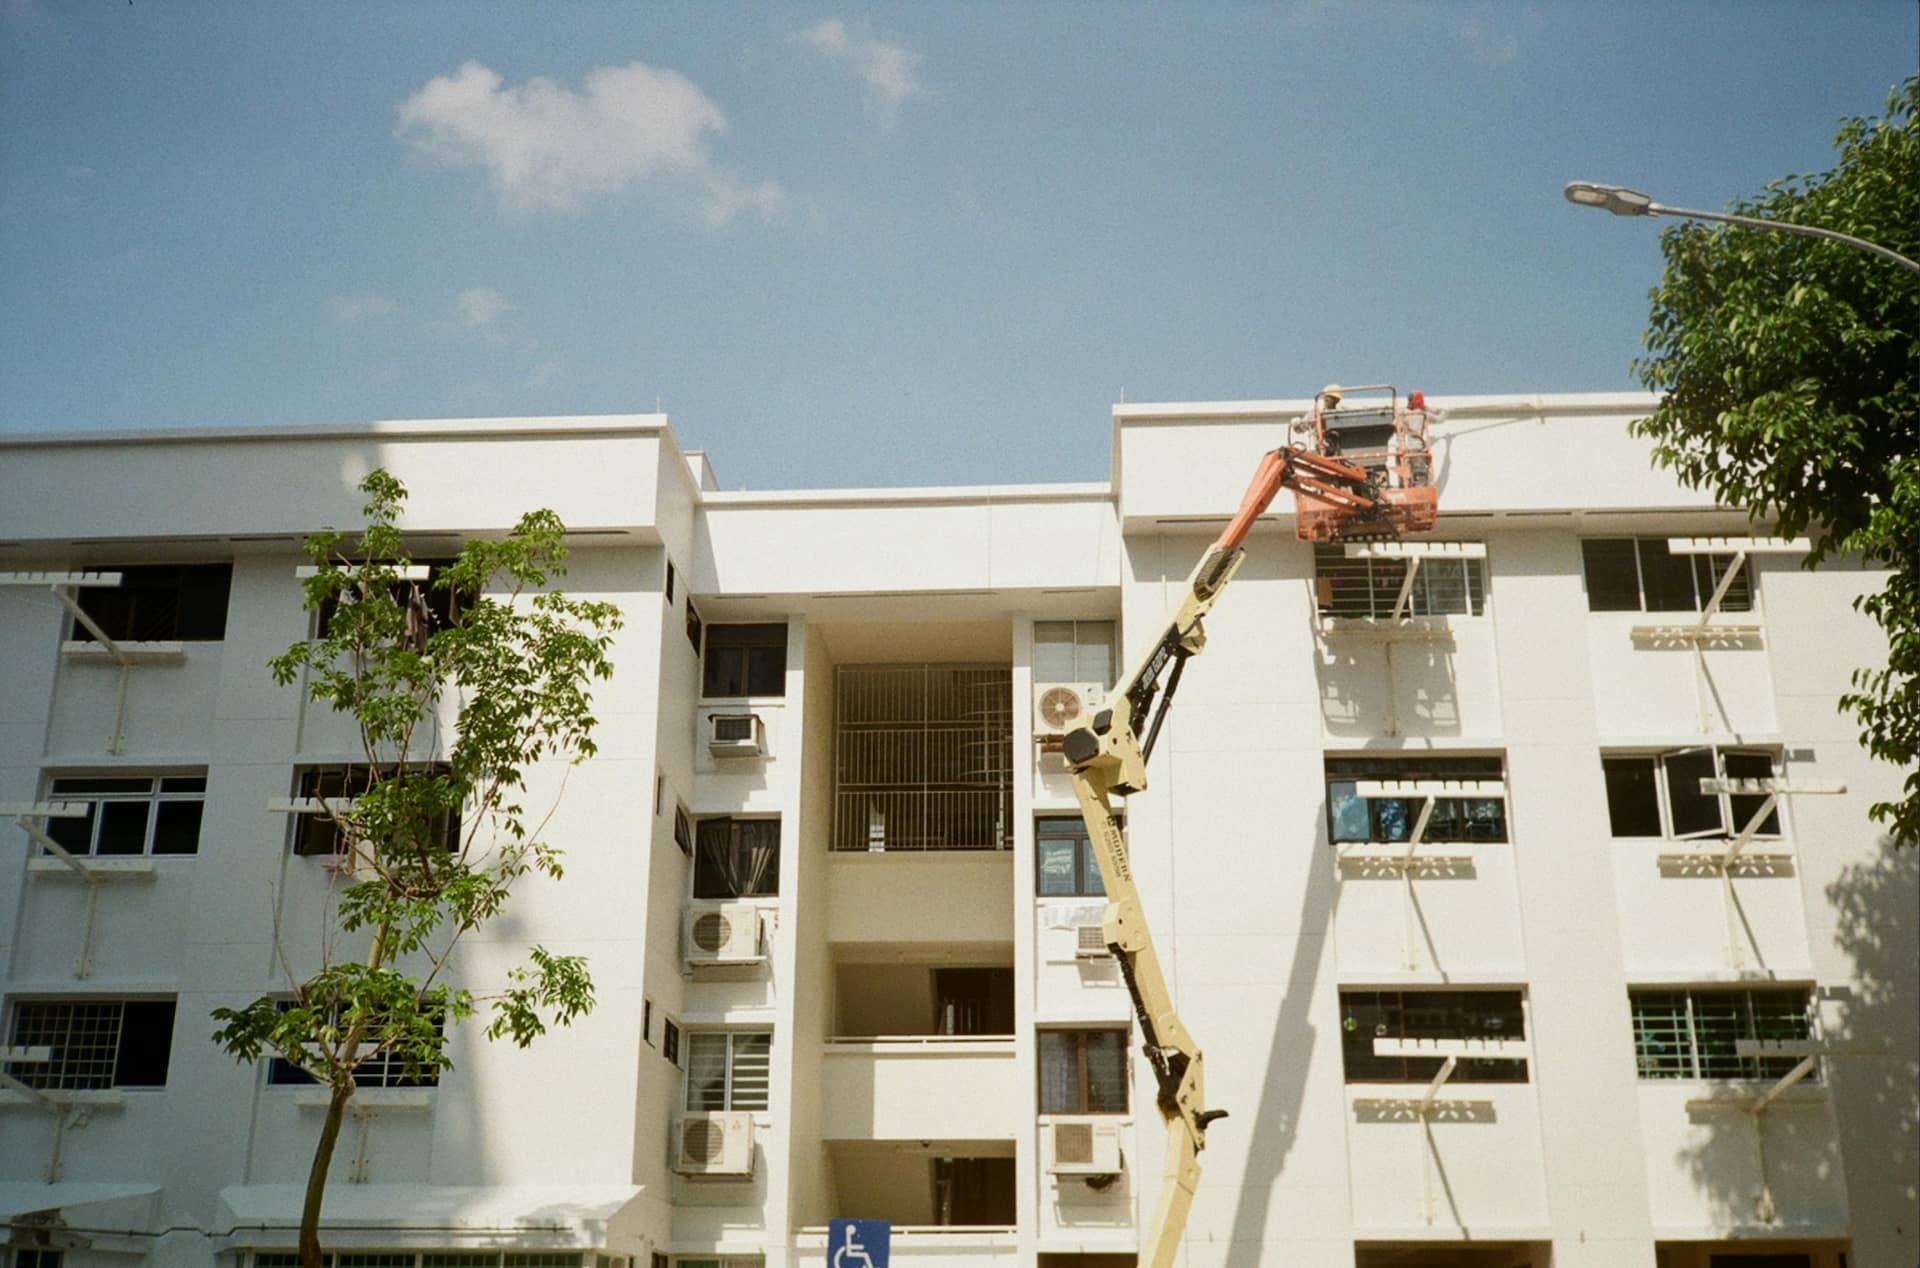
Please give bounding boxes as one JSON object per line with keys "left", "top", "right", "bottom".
{"left": 692, "top": 817, "right": 780, "bottom": 898}
{"left": 1601, "top": 748, "right": 1782, "bottom": 839}
{"left": 933, "top": 1156, "right": 1016, "bottom": 1226}
{"left": 685, "top": 602, "right": 702, "bottom": 654}
{"left": 1581, "top": 538, "right": 1752, "bottom": 614}
{"left": 663, "top": 1019, "right": 681, "bottom": 1066}
{"left": 266, "top": 1003, "right": 445, "bottom": 1088}
{"left": 702, "top": 623, "right": 788, "bottom": 697}
{"left": 43, "top": 773, "right": 206, "bottom": 857}
{"left": 315, "top": 559, "right": 458, "bottom": 639}
{"left": 1339, "top": 989, "right": 1527, "bottom": 1083}
{"left": 290, "top": 766, "right": 462, "bottom": 857}
{"left": 4, "top": 998, "right": 176, "bottom": 1089}
{"left": 72, "top": 563, "right": 232, "bottom": 642}
{"left": 933, "top": 968, "right": 1015, "bottom": 1036}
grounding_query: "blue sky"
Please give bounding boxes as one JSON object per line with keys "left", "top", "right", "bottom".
{"left": 2, "top": 3, "right": 1913, "bottom": 489}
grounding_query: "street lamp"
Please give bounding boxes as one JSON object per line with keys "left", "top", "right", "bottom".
{"left": 1563, "top": 180, "right": 1920, "bottom": 277}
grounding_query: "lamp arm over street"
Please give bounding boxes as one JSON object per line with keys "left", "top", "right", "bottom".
{"left": 1564, "top": 180, "right": 1920, "bottom": 277}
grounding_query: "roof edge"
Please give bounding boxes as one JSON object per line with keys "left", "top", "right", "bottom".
{"left": 0, "top": 414, "right": 672, "bottom": 449}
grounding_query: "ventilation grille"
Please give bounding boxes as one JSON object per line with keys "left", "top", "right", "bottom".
{"left": 1053, "top": 1121, "right": 1094, "bottom": 1166}
{"left": 691, "top": 911, "right": 735, "bottom": 953}
{"left": 682, "top": 1117, "right": 726, "bottom": 1164}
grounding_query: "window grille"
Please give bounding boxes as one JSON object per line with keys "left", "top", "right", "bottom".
{"left": 42, "top": 773, "right": 206, "bottom": 856}
{"left": 832, "top": 664, "right": 1012, "bottom": 851}
{"left": 266, "top": 1003, "right": 444, "bottom": 1088}
{"left": 5, "top": 998, "right": 176, "bottom": 1089}
{"left": 1038, "top": 1028, "right": 1129, "bottom": 1113}
{"left": 684, "top": 1031, "right": 772, "bottom": 1111}
{"left": 1630, "top": 987, "right": 1812, "bottom": 1081}
{"left": 1313, "top": 544, "right": 1485, "bottom": 619}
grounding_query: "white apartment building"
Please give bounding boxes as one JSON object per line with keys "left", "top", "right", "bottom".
{"left": 0, "top": 396, "right": 1912, "bottom": 1268}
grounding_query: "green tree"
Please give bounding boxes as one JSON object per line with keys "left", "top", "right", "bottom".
{"left": 212, "top": 471, "right": 621, "bottom": 1268}
{"left": 1633, "top": 76, "right": 1919, "bottom": 846}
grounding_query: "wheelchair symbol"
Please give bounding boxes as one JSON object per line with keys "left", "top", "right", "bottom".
{"left": 833, "top": 1223, "right": 874, "bottom": 1268}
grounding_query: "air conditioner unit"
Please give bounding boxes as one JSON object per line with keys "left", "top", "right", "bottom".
{"left": 1034, "top": 682, "right": 1106, "bottom": 735}
{"left": 708, "top": 713, "right": 765, "bottom": 757}
{"left": 1074, "top": 923, "right": 1112, "bottom": 959}
{"left": 684, "top": 903, "right": 764, "bottom": 966}
{"left": 674, "top": 1111, "right": 755, "bottom": 1176}
{"left": 1047, "top": 1118, "right": 1123, "bottom": 1176}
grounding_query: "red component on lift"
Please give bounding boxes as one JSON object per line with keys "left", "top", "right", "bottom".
{"left": 1291, "top": 383, "right": 1437, "bottom": 542}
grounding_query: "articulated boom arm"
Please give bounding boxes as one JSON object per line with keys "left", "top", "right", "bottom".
{"left": 1059, "top": 443, "right": 1383, "bottom": 1268}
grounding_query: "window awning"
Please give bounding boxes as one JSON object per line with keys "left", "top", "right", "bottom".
{"left": 216, "top": 1184, "right": 641, "bottom": 1242}
{"left": 0, "top": 1181, "right": 160, "bottom": 1227}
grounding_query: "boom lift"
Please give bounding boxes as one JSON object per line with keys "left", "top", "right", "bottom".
{"left": 1061, "top": 385, "right": 1437, "bottom": 1268}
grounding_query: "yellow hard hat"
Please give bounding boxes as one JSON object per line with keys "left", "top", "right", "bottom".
{"left": 1321, "top": 383, "right": 1345, "bottom": 408}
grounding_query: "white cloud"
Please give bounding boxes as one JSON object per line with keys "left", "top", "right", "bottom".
{"left": 326, "top": 292, "right": 400, "bottom": 323}
{"left": 457, "top": 286, "right": 511, "bottom": 329}
{"left": 798, "top": 19, "right": 922, "bottom": 124}
{"left": 396, "top": 60, "right": 785, "bottom": 222}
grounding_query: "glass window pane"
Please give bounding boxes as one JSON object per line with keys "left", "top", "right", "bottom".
{"left": 1328, "top": 781, "right": 1370, "bottom": 842}
{"left": 1032, "top": 623, "right": 1078, "bottom": 683}
{"left": 1724, "top": 752, "right": 1782, "bottom": 836}
{"left": 45, "top": 804, "right": 96, "bottom": 854}
{"left": 1073, "top": 623, "right": 1117, "bottom": 687}
{"left": 729, "top": 1032, "right": 771, "bottom": 1111}
{"left": 1077, "top": 835, "right": 1106, "bottom": 897}
{"left": 1036, "top": 831, "right": 1080, "bottom": 897}
{"left": 1639, "top": 539, "right": 1699, "bottom": 612}
{"left": 95, "top": 800, "right": 150, "bottom": 855}
{"left": 1037, "top": 1030, "right": 1076, "bottom": 1113}
{"left": 1665, "top": 750, "right": 1724, "bottom": 837}
{"left": 1083, "top": 1031, "right": 1129, "bottom": 1112}
{"left": 685, "top": 1034, "right": 730, "bottom": 1110}
{"left": 1603, "top": 757, "right": 1663, "bottom": 836}
{"left": 1581, "top": 540, "right": 1642, "bottom": 611}
{"left": 152, "top": 800, "right": 204, "bottom": 854}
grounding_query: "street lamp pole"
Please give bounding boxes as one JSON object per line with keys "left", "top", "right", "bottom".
{"left": 1563, "top": 181, "right": 1920, "bottom": 278}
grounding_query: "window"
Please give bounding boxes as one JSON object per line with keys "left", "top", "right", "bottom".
{"left": 654, "top": 772, "right": 664, "bottom": 817}
{"left": 1325, "top": 756, "right": 1507, "bottom": 844}
{"left": 663, "top": 1019, "right": 681, "bottom": 1066}
{"left": 1313, "top": 544, "right": 1486, "bottom": 619}
{"left": 684, "top": 1031, "right": 771, "bottom": 1111}
{"left": 315, "top": 560, "right": 458, "bottom": 639}
{"left": 41, "top": 774, "right": 205, "bottom": 856}
{"left": 1038, "top": 1028, "right": 1128, "bottom": 1113}
{"left": 665, "top": 559, "right": 676, "bottom": 605}
{"left": 652, "top": 1255, "right": 671, "bottom": 1268}
{"left": 693, "top": 817, "right": 780, "bottom": 898}
{"left": 71, "top": 563, "right": 232, "bottom": 641}
{"left": 685, "top": 601, "right": 702, "bottom": 653}
{"left": 1033, "top": 620, "right": 1117, "bottom": 687}
{"left": 13, "top": 1252, "right": 64, "bottom": 1268}
{"left": 702, "top": 623, "right": 787, "bottom": 697}
{"left": 1602, "top": 748, "right": 1781, "bottom": 839}
{"left": 291, "top": 766, "right": 463, "bottom": 857}
{"left": 1339, "top": 989, "right": 1527, "bottom": 1083}
{"left": 672, "top": 805, "right": 693, "bottom": 856}
{"left": 4, "top": 998, "right": 176, "bottom": 1089}
{"left": 642, "top": 999, "right": 654, "bottom": 1046}
{"left": 1581, "top": 538, "right": 1752, "bottom": 613}
{"left": 267, "top": 1005, "right": 445, "bottom": 1088}
{"left": 253, "top": 1256, "right": 613, "bottom": 1268}
{"left": 1036, "top": 817, "right": 1106, "bottom": 897}
{"left": 1630, "top": 987, "right": 1813, "bottom": 1081}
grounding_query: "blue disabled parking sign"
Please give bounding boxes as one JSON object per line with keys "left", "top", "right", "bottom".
{"left": 827, "top": 1218, "right": 890, "bottom": 1268}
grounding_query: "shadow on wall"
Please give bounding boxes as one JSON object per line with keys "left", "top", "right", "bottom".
{"left": 1676, "top": 838, "right": 1918, "bottom": 1230}
{"left": 1222, "top": 837, "right": 1337, "bottom": 1268}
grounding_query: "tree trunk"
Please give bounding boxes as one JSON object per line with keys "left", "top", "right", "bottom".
{"left": 299, "top": 1080, "right": 354, "bottom": 1268}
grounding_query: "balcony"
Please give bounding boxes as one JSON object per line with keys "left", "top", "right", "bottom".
{"left": 831, "top": 664, "right": 1012, "bottom": 853}
{"left": 822, "top": 1038, "right": 1021, "bottom": 1141}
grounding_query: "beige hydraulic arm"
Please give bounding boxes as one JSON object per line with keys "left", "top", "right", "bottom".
{"left": 1061, "top": 443, "right": 1387, "bottom": 1267}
